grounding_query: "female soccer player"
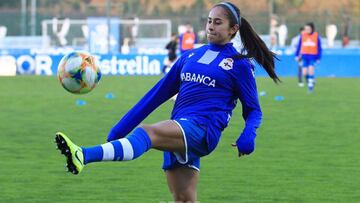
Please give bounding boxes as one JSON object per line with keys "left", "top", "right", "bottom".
{"left": 178, "top": 22, "right": 196, "bottom": 54}
{"left": 162, "top": 33, "right": 178, "bottom": 74}
{"left": 291, "top": 26, "right": 304, "bottom": 87}
{"left": 55, "top": 2, "right": 280, "bottom": 202}
{"left": 295, "top": 22, "right": 322, "bottom": 92}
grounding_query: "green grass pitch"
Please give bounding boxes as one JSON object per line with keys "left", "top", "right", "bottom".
{"left": 0, "top": 76, "right": 359, "bottom": 202}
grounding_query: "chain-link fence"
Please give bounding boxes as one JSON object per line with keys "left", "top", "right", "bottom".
{"left": 0, "top": 1, "right": 359, "bottom": 47}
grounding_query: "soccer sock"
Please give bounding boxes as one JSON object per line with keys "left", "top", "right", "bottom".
{"left": 308, "top": 75, "right": 314, "bottom": 91}
{"left": 298, "top": 66, "right": 302, "bottom": 83}
{"left": 82, "top": 128, "right": 152, "bottom": 164}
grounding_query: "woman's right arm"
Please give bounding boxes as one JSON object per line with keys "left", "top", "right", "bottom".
{"left": 107, "top": 57, "right": 184, "bottom": 141}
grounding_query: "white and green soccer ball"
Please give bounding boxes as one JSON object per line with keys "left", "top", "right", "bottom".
{"left": 57, "top": 51, "right": 101, "bottom": 94}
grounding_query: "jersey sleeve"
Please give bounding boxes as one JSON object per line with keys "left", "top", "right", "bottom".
{"left": 295, "top": 36, "right": 302, "bottom": 57}
{"left": 316, "top": 36, "right": 322, "bottom": 60}
{"left": 178, "top": 34, "right": 184, "bottom": 52}
{"left": 107, "top": 57, "right": 184, "bottom": 141}
{"left": 234, "top": 60, "right": 262, "bottom": 139}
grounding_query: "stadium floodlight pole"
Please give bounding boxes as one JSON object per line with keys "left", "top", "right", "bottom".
{"left": 30, "top": 0, "right": 36, "bottom": 36}
{"left": 268, "top": 0, "right": 274, "bottom": 36}
{"left": 106, "top": 0, "right": 111, "bottom": 54}
{"left": 21, "top": 0, "right": 27, "bottom": 36}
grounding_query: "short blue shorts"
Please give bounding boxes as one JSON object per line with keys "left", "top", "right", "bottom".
{"left": 302, "top": 59, "right": 316, "bottom": 68}
{"left": 162, "top": 118, "right": 208, "bottom": 171}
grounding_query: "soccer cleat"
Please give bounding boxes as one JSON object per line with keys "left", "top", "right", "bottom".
{"left": 55, "top": 132, "right": 84, "bottom": 175}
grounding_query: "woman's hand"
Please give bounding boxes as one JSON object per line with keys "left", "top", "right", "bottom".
{"left": 232, "top": 133, "right": 256, "bottom": 157}
{"left": 231, "top": 143, "right": 246, "bottom": 157}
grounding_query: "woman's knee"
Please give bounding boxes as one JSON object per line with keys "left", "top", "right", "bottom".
{"left": 171, "top": 189, "right": 196, "bottom": 202}
{"left": 139, "top": 121, "right": 185, "bottom": 151}
{"left": 138, "top": 124, "right": 153, "bottom": 134}
{"left": 138, "top": 124, "right": 159, "bottom": 145}
{"left": 166, "top": 167, "right": 199, "bottom": 202}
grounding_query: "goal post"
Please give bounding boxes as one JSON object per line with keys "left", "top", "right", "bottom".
{"left": 41, "top": 18, "right": 171, "bottom": 53}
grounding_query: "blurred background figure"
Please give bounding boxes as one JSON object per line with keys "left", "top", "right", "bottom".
{"left": 121, "top": 37, "right": 130, "bottom": 54}
{"left": 278, "top": 20, "right": 288, "bottom": 47}
{"left": 341, "top": 16, "right": 351, "bottom": 47}
{"left": 291, "top": 26, "right": 304, "bottom": 87}
{"left": 269, "top": 15, "right": 278, "bottom": 48}
{"left": 295, "top": 22, "right": 322, "bottom": 93}
{"left": 178, "top": 22, "right": 196, "bottom": 55}
{"left": 197, "top": 30, "right": 207, "bottom": 44}
{"left": 162, "top": 33, "right": 178, "bottom": 74}
{"left": 326, "top": 24, "right": 337, "bottom": 47}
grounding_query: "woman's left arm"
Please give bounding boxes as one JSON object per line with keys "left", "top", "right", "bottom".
{"left": 234, "top": 60, "right": 262, "bottom": 156}
{"left": 317, "top": 36, "right": 322, "bottom": 61}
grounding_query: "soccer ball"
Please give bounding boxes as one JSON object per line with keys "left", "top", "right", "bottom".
{"left": 57, "top": 51, "right": 101, "bottom": 94}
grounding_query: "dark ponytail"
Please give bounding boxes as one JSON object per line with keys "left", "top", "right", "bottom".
{"left": 239, "top": 17, "right": 280, "bottom": 83}
{"left": 216, "top": 2, "right": 280, "bottom": 83}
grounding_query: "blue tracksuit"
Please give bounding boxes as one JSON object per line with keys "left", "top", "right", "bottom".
{"left": 108, "top": 42, "right": 262, "bottom": 155}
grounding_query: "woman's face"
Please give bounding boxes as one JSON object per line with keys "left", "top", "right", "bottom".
{"left": 304, "top": 25, "right": 312, "bottom": 34}
{"left": 206, "top": 6, "right": 238, "bottom": 45}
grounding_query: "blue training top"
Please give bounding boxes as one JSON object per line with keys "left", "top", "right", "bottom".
{"left": 108, "top": 42, "right": 262, "bottom": 153}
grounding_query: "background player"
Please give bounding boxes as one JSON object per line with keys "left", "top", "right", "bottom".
{"left": 295, "top": 22, "right": 322, "bottom": 92}
{"left": 291, "top": 26, "right": 305, "bottom": 87}
{"left": 162, "top": 33, "right": 178, "bottom": 74}
{"left": 178, "top": 22, "right": 197, "bottom": 55}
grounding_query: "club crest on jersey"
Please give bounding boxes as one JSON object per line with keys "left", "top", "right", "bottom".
{"left": 219, "top": 58, "right": 233, "bottom": 70}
